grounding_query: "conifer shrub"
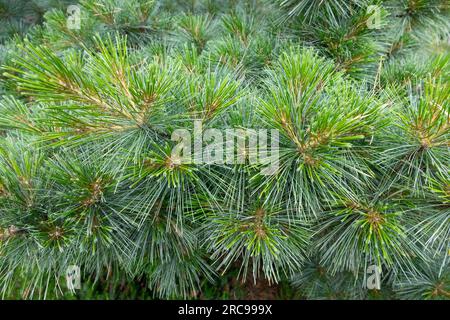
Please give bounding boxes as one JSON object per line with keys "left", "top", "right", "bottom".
{"left": 0, "top": 0, "right": 448, "bottom": 299}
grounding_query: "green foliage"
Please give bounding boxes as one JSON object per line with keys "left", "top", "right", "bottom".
{"left": 0, "top": 0, "right": 449, "bottom": 300}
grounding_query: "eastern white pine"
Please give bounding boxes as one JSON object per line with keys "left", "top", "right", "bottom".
{"left": 0, "top": 0, "right": 448, "bottom": 299}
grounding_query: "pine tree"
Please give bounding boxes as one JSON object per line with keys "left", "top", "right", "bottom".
{"left": 0, "top": 0, "right": 448, "bottom": 299}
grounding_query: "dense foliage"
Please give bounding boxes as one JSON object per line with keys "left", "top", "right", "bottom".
{"left": 0, "top": 0, "right": 448, "bottom": 299}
